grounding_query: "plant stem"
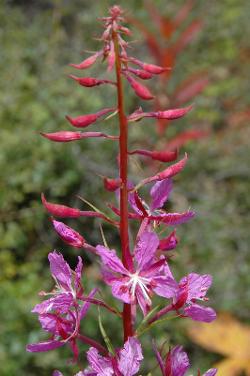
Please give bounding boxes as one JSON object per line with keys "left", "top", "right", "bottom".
{"left": 113, "top": 32, "right": 133, "bottom": 341}
{"left": 78, "top": 334, "right": 108, "bottom": 355}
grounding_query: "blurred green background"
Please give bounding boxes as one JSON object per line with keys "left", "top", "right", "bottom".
{"left": 0, "top": 0, "right": 250, "bottom": 375}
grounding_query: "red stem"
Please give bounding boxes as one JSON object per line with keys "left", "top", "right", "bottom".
{"left": 78, "top": 334, "right": 108, "bottom": 355}
{"left": 113, "top": 31, "right": 134, "bottom": 341}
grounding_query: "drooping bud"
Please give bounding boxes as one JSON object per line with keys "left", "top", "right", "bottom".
{"left": 155, "top": 153, "right": 188, "bottom": 181}
{"left": 51, "top": 219, "right": 85, "bottom": 248}
{"left": 41, "top": 131, "right": 118, "bottom": 142}
{"left": 69, "top": 53, "right": 99, "bottom": 70}
{"left": 127, "top": 105, "right": 193, "bottom": 122}
{"left": 40, "top": 131, "right": 82, "bottom": 142}
{"left": 124, "top": 67, "right": 153, "bottom": 80}
{"left": 69, "top": 75, "right": 116, "bottom": 87}
{"left": 129, "top": 149, "right": 178, "bottom": 163}
{"left": 159, "top": 230, "right": 178, "bottom": 251}
{"left": 129, "top": 57, "right": 171, "bottom": 74}
{"left": 135, "top": 154, "right": 188, "bottom": 190}
{"left": 124, "top": 73, "right": 154, "bottom": 100}
{"left": 151, "top": 105, "right": 193, "bottom": 119}
{"left": 65, "top": 107, "right": 115, "bottom": 128}
{"left": 41, "top": 193, "right": 81, "bottom": 218}
{"left": 103, "top": 177, "right": 122, "bottom": 191}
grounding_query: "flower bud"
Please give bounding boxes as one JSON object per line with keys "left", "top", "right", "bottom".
{"left": 124, "top": 73, "right": 154, "bottom": 100}
{"left": 159, "top": 230, "right": 178, "bottom": 251}
{"left": 125, "top": 67, "right": 153, "bottom": 80}
{"left": 69, "top": 53, "right": 99, "bottom": 70}
{"left": 51, "top": 219, "right": 85, "bottom": 248}
{"left": 156, "top": 153, "right": 188, "bottom": 181}
{"left": 69, "top": 75, "right": 116, "bottom": 87}
{"left": 41, "top": 131, "right": 82, "bottom": 142}
{"left": 129, "top": 149, "right": 178, "bottom": 162}
{"left": 129, "top": 57, "right": 170, "bottom": 74}
{"left": 42, "top": 194, "right": 81, "bottom": 218}
{"left": 103, "top": 177, "right": 121, "bottom": 191}
{"left": 65, "top": 107, "right": 115, "bottom": 128}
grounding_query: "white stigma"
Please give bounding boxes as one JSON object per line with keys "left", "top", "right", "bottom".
{"left": 128, "top": 272, "right": 151, "bottom": 303}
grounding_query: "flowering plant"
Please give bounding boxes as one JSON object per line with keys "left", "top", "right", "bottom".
{"left": 27, "top": 5, "right": 217, "bottom": 375}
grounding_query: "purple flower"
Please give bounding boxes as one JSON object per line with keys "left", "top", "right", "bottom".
{"left": 154, "top": 344, "right": 217, "bottom": 376}
{"left": 83, "top": 337, "right": 143, "bottom": 376}
{"left": 27, "top": 251, "right": 95, "bottom": 359}
{"left": 173, "top": 273, "right": 217, "bottom": 323}
{"left": 96, "top": 231, "right": 178, "bottom": 315}
{"left": 111, "top": 179, "right": 195, "bottom": 227}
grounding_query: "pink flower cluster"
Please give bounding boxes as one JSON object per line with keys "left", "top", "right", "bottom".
{"left": 27, "top": 5, "right": 217, "bottom": 375}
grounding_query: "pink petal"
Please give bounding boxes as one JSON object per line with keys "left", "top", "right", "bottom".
{"left": 26, "top": 339, "right": 65, "bottom": 352}
{"left": 118, "top": 337, "right": 143, "bottom": 376}
{"left": 150, "top": 179, "right": 173, "bottom": 211}
{"left": 85, "top": 347, "right": 113, "bottom": 374}
{"left": 134, "top": 231, "right": 159, "bottom": 270}
{"left": 96, "top": 245, "right": 129, "bottom": 275}
{"left": 203, "top": 369, "right": 217, "bottom": 376}
{"left": 167, "top": 345, "right": 190, "bottom": 376}
{"left": 157, "top": 210, "right": 195, "bottom": 225}
{"left": 48, "top": 251, "right": 72, "bottom": 290}
{"left": 180, "top": 273, "right": 212, "bottom": 301}
{"left": 184, "top": 304, "right": 216, "bottom": 323}
{"left": 32, "top": 294, "right": 73, "bottom": 315}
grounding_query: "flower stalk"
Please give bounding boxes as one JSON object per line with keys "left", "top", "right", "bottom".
{"left": 113, "top": 29, "right": 134, "bottom": 340}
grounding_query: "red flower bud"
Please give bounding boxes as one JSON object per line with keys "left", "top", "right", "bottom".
{"left": 69, "top": 53, "right": 99, "bottom": 70}
{"left": 41, "top": 131, "right": 82, "bottom": 142}
{"left": 129, "top": 57, "right": 170, "bottom": 74}
{"left": 124, "top": 73, "right": 154, "bottom": 100}
{"left": 41, "top": 131, "right": 119, "bottom": 142}
{"left": 156, "top": 153, "right": 187, "bottom": 181}
{"left": 51, "top": 218, "right": 85, "bottom": 248}
{"left": 69, "top": 75, "right": 116, "bottom": 87}
{"left": 65, "top": 107, "right": 115, "bottom": 128}
{"left": 129, "top": 149, "right": 178, "bottom": 162}
{"left": 125, "top": 67, "right": 153, "bottom": 80}
{"left": 152, "top": 105, "right": 193, "bottom": 119}
{"left": 41, "top": 193, "right": 81, "bottom": 218}
{"left": 159, "top": 230, "right": 178, "bottom": 251}
{"left": 103, "top": 177, "right": 122, "bottom": 191}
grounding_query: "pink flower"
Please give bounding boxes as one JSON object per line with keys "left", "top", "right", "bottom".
{"left": 27, "top": 251, "right": 95, "bottom": 358}
{"left": 96, "top": 231, "right": 178, "bottom": 315}
{"left": 124, "top": 179, "right": 195, "bottom": 226}
{"left": 154, "top": 344, "right": 217, "bottom": 376}
{"left": 83, "top": 337, "right": 143, "bottom": 376}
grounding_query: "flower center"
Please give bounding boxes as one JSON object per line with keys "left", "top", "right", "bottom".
{"left": 128, "top": 272, "right": 151, "bottom": 303}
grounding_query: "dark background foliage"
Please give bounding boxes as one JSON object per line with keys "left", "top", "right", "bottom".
{"left": 0, "top": 0, "right": 249, "bottom": 375}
